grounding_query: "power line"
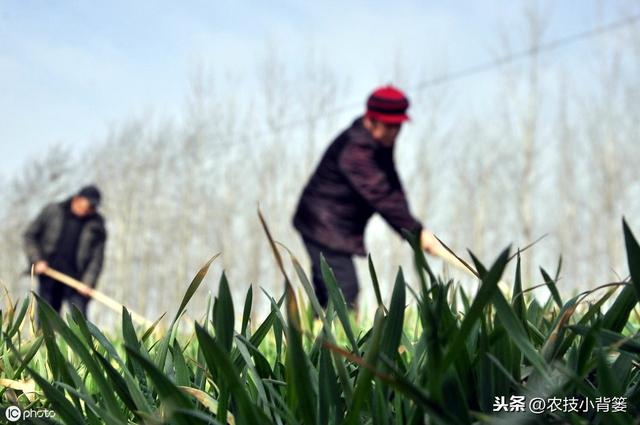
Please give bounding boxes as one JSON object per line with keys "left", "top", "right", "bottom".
{"left": 211, "top": 14, "right": 640, "bottom": 152}
{"left": 414, "top": 14, "right": 640, "bottom": 91}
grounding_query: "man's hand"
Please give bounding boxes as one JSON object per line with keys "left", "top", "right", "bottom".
{"left": 420, "top": 229, "right": 440, "bottom": 255}
{"left": 34, "top": 261, "right": 49, "bottom": 275}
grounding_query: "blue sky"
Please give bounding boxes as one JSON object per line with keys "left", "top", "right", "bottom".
{"left": 0, "top": 0, "right": 634, "bottom": 180}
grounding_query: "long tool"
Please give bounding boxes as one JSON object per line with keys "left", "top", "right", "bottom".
{"left": 42, "top": 267, "right": 153, "bottom": 326}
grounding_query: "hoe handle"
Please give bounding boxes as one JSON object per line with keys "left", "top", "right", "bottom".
{"left": 41, "top": 267, "right": 153, "bottom": 326}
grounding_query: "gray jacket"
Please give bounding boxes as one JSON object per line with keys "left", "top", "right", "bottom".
{"left": 23, "top": 199, "right": 107, "bottom": 287}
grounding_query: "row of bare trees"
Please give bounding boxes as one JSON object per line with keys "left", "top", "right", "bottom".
{"left": 1, "top": 6, "right": 638, "bottom": 327}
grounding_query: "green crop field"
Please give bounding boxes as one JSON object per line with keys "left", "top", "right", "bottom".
{"left": 1, "top": 220, "right": 639, "bottom": 424}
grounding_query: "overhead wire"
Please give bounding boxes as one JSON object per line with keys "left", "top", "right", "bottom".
{"left": 204, "top": 14, "right": 640, "bottom": 154}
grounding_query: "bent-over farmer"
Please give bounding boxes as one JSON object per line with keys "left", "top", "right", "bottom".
{"left": 293, "top": 85, "right": 441, "bottom": 309}
{"left": 24, "top": 185, "right": 107, "bottom": 322}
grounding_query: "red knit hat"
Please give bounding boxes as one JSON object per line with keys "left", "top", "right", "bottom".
{"left": 365, "top": 85, "right": 410, "bottom": 124}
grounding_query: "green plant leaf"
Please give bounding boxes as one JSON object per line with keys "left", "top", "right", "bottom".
{"left": 156, "top": 254, "right": 219, "bottom": 373}
{"left": 215, "top": 271, "right": 235, "bottom": 353}
{"left": 285, "top": 284, "right": 318, "bottom": 425}
{"left": 195, "top": 323, "right": 269, "bottom": 425}
{"left": 320, "top": 254, "right": 358, "bottom": 352}
{"left": 343, "top": 306, "right": 385, "bottom": 425}
{"left": 35, "top": 294, "right": 126, "bottom": 421}
{"left": 623, "top": 218, "right": 640, "bottom": 303}
{"left": 380, "top": 268, "right": 406, "bottom": 370}
{"left": 441, "top": 247, "right": 510, "bottom": 376}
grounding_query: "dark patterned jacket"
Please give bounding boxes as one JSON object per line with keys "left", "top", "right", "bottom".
{"left": 23, "top": 199, "right": 107, "bottom": 287}
{"left": 293, "top": 117, "right": 422, "bottom": 255}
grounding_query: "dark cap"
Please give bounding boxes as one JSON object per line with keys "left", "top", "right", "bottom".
{"left": 365, "top": 85, "right": 410, "bottom": 124}
{"left": 77, "top": 185, "right": 102, "bottom": 208}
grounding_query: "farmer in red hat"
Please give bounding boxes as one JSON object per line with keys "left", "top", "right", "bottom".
{"left": 293, "top": 85, "right": 441, "bottom": 309}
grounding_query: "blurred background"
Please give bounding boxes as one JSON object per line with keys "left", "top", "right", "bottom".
{"left": 1, "top": 0, "right": 639, "bottom": 327}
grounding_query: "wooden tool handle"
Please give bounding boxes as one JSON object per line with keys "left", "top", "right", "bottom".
{"left": 42, "top": 268, "right": 153, "bottom": 326}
